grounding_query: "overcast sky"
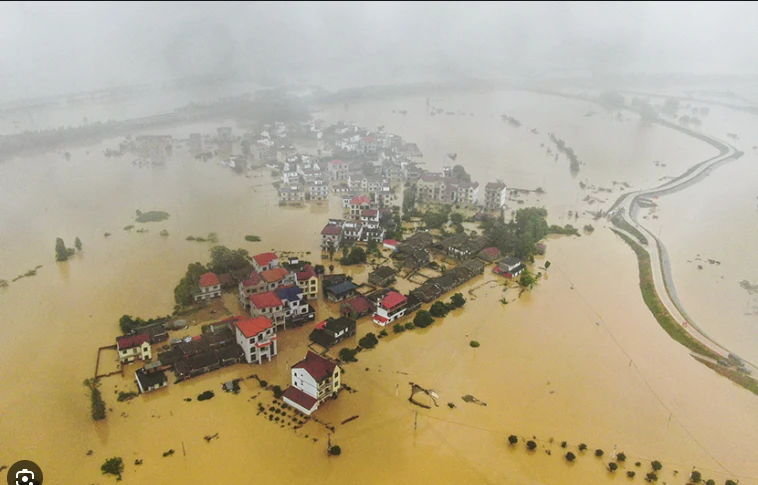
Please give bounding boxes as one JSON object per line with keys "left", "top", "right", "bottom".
{"left": 1, "top": 1, "right": 758, "bottom": 101}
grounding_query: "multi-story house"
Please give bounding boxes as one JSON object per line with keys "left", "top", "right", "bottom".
{"left": 341, "top": 221, "right": 364, "bottom": 242}
{"left": 252, "top": 252, "right": 279, "bottom": 273}
{"left": 248, "top": 291, "right": 286, "bottom": 330}
{"left": 239, "top": 271, "right": 266, "bottom": 309}
{"left": 296, "top": 264, "right": 319, "bottom": 300}
{"left": 279, "top": 185, "right": 306, "bottom": 204}
{"left": 484, "top": 182, "right": 508, "bottom": 211}
{"left": 234, "top": 316, "right": 278, "bottom": 364}
{"left": 372, "top": 291, "right": 408, "bottom": 326}
{"left": 116, "top": 333, "right": 152, "bottom": 363}
{"left": 320, "top": 220, "right": 343, "bottom": 251}
{"left": 275, "top": 285, "right": 315, "bottom": 326}
{"left": 327, "top": 159, "right": 349, "bottom": 181}
{"left": 282, "top": 351, "right": 342, "bottom": 415}
{"left": 360, "top": 135, "right": 378, "bottom": 155}
{"left": 260, "top": 267, "right": 297, "bottom": 292}
{"left": 348, "top": 195, "right": 372, "bottom": 219}
{"left": 307, "top": 180, "right": 329, "bottom": 200}
{"left": 309, "top": 317, "right": 357, "bottom": 348}
{"left": 194, "top": 272, "right": 222, "bottom": 302}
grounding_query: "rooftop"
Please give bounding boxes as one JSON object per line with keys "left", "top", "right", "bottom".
{"left": 381, "top": 291, "right": 407, "bottom": 309}
{"left": 117, "top": 333, "right": 150, "bottom": 350}
{"left": 235, "top": 316, "right": 274, "bottom": 338}
{"left": 342, "top": 295, "right": 372, "bottom": 314}
{"left": 349, "top": 195, "right": 371, "bottom": 206}
{"left": 282, "top": 386, "right": 318, "bottom": 411}
{"left": 293, "top": 351, "right": 338, "bottom": 381}
{"left": 241, "top": 271, "right": 262, "bottom": 287}
{"left": 274, "top": 284, "right": 304, "bottom": 302}
{"left": 249, "top": 291, "right": 284, "bottom": 309}
{"left": 135, "top": 368, "right": 167, "bottom": 389}
{"left": 324, "top": 316, "right": 356, "bottom": 333}
{"left": 327, "top": 280, "right": 358, "bottom": 296}
{"left": 371, "top": 266, "right": 396, "bottom": 279}
{"left": 260, "top": 267, "right": 290, "bottom": 283}
{"left": 253, "top": 252, "right": 278, "bottom": 267}
{"left": 321, "top": 223, "right": 343, "bottom": 236}
{"left": 296, "top": 264, "right": 317, "bottom": 281}
{"left": 199, "top": 272, "right": 220, "bottom": 287}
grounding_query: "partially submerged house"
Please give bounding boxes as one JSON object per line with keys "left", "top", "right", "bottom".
{"left": 493, "top": 257, "right": 525, "bottom": 278}
{"left": 340, "top": 295, "right": 373, "bottom": 319}
{"left": 248, "top": 291, "right": 286, "bottom": 329}
{"left": 295, "top": 264, "right": 319, "bottom": 300}
{"left": 275, "top": 285, "right": 315, "bottom": 327}
{"left": 234, "top": 316, "right": 278, "bottom": 364}
{"left": 252, "top": 252, "right": 279, "bottom": 272}
{"left": 326, "top": 280, "right": 358, "bottom": 302}
{"left": 194, "top": 272, "right": 222, "bottom": 302}
{"left": 117, "top": 333, "right": 152, "bottom": 364}
{"left": 135, "top": 367, "right": 168, "bottom": 394}
{"left": 309, "top": 317, "right": 357, "bottom": 348}
{"left": 372, "top": 291, "right": 408, "bottom": 326}
{"left": 441, "top": 234, "right": 489, "bottom": 260}
{"left": 283, "top": 351, "right": 342, "bottom": 416}
{"left": 478, "top": 247, "right": 501, "bottom": 262}
{"left": 368, "top": 266, "right": 396, "bottom": 287}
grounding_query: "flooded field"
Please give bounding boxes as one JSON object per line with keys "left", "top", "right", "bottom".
{"left": 1, "top": 89, "right": 757, "bottom": 484}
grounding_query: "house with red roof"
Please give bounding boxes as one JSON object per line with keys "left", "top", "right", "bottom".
{"left": 249, "top": 291, "right": 286, "bottom": 329}
{"left": 348, "top": 195, "right": 371, "bottom": 219}
{"left": 238, "top": 271, "right": 266, "bottom": 310}
{"left": 372, "top": 291, "right": 408, "bottom": 326}
{"left": 320, "top": 220, "right": 344, "bottom": 251}
{"left": 194, "top": 272, "right": 222, "bottom": 302}
{"left": 478, "top": 247, "right": 501, "bottom": 262}
{"left": 282, "top": 351, "right": 342, "bottom": 415}
{"left": 340, "top": 295, "right": 373, "bottom": 319}
{"left": 234, "top": 316, "right": 278, "bottom": 364}
{"left": 360, "top": 208, "right": 379, "bottom": 224}
{"left": 116, "top": 333, "right": 152, "bottom": 363}
{"left": 383, "top": 239, "right": 400, "bottom": 251}
{"left": 260, "top": 267, "right": 297, "bottom": 291}
{"left": 296, "top": 264, "right": 319, "bottom": 300}
{"left": 252, "top": 252, "right": 279, "bottom": 272}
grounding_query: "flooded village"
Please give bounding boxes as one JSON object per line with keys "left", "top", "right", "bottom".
{"left": 2, "top": 80, "right": 758, "bottom": 485}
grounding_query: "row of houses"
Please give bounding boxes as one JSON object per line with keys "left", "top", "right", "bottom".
{"left": 411, "top": 259, "right": 486, "bottom": 303}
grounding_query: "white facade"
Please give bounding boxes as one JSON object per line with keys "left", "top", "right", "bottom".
{"left": 235, "top": 322, "right": 278, "bottom": 364}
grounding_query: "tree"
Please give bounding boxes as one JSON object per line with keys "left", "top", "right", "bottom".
{"left": 627, "top": 471, "right": 636, "bottom": 478}
{"left": 329, "top": 445, "right": 342, "bottom": 456}
{"left": 341, "top": 246, "right": 349, "bottom": 260}
{"left": 565, "top": 452, "right": 576, "bottom": 462}
{"left": 608, "top": 462, "right": 618, "bottom": 472}
{"left": 519, "top": 269, "right": 538, "bottom": 291}
{"left": 174, "top": 262, "right": 208, "bottom": 307}
{"left": 704, "top": 480, "right": 715, "bottom": 485}
{"left": 450, "top": 212, "right": 464, "bottom": 225}
{"left": 367, "top": 240, "right": 378, "bottom": 254}
{"left": 725, "top": 480, "right": 737, "bottom": 485}
{"left": 314, "top": 264, "right": 325, "bottom": 275}
{"left": 595, "top": 449, "right": 604, "bottom": 457}
{"left": 544, "top": 261, "right": 551, "bottom": 270}
{"left": 55, "top": 238, "right": 68, "bottom": 261}
{"left": 429, "top": 301, "right": 451, "bottom": 317}
{"left": 645, "top": 472, "right": 658, "bottom": 482}
{"left": 414, "top": 310, "right": 434, "bottom": 328}
{"left": 329, "top": 264, "right": 335, "bottom": 273}
{"left": 690, "top": 471, "right": 702, "bottom": 483}
{"left": 84, "top": 378, "right": 106, "bottom": 421}
{"left": 359, "top": 333, "right": 379, "bottom": 349}
{"left": 452, "top": 164, "right": 471, "bottom": 183}
{"left": 342, "top": 247, "right": 367, "bottom": 266}
{"left": 393, "top": 323, "right": 405, "bottom": 333}
{"left": 327, "top": 240, "right": 336, "bottom": 260}
{"left": 101, "top": 457, "right": 124, "bottom": 480}
{"left": 74, "top": 237, "right": 82, "bottom": 251}
{"left": 651, "top": 460, "right": 662, "bottom": 472}
{"left": 508, "top": 435, "right": 518, "bottom": 445}
{"left": 208, "top": 246, "right": 250, "bottom": 274}
{"left": 616, "top": 452, "right": 626, "bottom": 462}
{"left": 339, "top": 347, "right": 357, "bottom": 362}
{"left": 526, "top": 440, "right": 537, "bottom": 451}
{"left": 423, "top": 210, "right": 448, "bottom": 229}
{"left": 272, "top": 385, "right": 283, "bottom": 398}
{"left": 450, "top": 293, "right": 466, "bottom": 308}
{"left": 578, "top": 443, "right": 587, "bottom": 452}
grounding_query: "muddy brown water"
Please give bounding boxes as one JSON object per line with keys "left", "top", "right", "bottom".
{"left": 0, "top": 91, "right": 757, "bottom": 484}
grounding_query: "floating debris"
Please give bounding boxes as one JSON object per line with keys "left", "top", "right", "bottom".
{"left": 461, "top": 394, "right": 488, "bottom": 406}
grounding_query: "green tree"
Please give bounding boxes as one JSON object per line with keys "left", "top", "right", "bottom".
{"left": 367, "top": 240, "right": 378, "bottom": 254}
{"left": 526, "top": 440, "right": 537, "bottom": 451}
{"left": 608, "top": 462, "right": 618, "bottom": 472}
{"left": 429, "top": 301, "right": 450, "bottom": 317}
{"left": 341, "top": 246, "right": 349, "bottom": 260}
{"left": 705, "top": 480, "right": 715, "bottom": 485}
{"left": 84, "top": 378, "right": 106, "bottom": 421}
{"left": 451, "top": 165, "right": 471, "bottom": 183}
{"left": 651, "top": 460, "right": 662, "bottom": 472}
{"left": 393, "top": 323, "right": 405, "bottom": 333}
{"left": 627, "top": 471, "right": 636, "bottom": 478}
{"left": 174, "top": 262, "right": 208, "bottom": 307}
{"left": 339, "top": 347, "right": 358, "bottom": 362}
{"left": 414, "top": 310, "right": 434, "bottom": 328}
{"left": 519, "top": 268, "right": 538, "bottom": 291}
{"left": 565, "top": 452, "right": 576, "bottom": 462}
{"left": 359, "top": 332, "right": 379, "bottom": 349}
{"left": 327, "top": 240, "right": 336, "bottom": 260}
{"left": 725, "top": 480, "right": 737, "bottom": 485}
{"left": 616, "top": 452, "right": 626, "bottom": 462}
{"left": 342, "top": 247, "right": 367, "bottom": 266}
{"left": 544, "top": 261, "right": 551, "bottom": 270}
{"left": 508, "top": 435, "right": 518, "bottom": 445}
{"left": 101, "top": 457, "right": 124, "bottom": 480}
{"left": 272, "top": 385, "right": 283, "bottom": 398}
{"left": 645, "top": 471, "right": 658, "bottom": 482}
{"left": 450, "top": 212, "right": 464, "bottom": 225}
{"left": 329, "top": 445, "right": 342, "bottom": 456}
{"left": 450, "top": 293, "right": 466, "bottom": 308}
{"left": 74, "top": 237, "right": 82, "bottom": 251}
{"left": 423, "top": 210, "right": 448, "bottom": 229}
{"left": 690, "top": 471, "right": 702, "bottom": 483}
{"left": 208, "top": 246, "right": 250, "bottom": 274}
{"left": 578, "top": 443, "right": 587, "bottom": 452}
{"left": 595, "top": 449, "right": 604, "bottom": 457}
{"left": 55, "top": 237, "right": 68, "bottom": 261}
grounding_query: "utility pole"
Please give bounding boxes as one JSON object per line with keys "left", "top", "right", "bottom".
{"left": 327, "top": 433, "right": 332, "bottom": 454}
{"left": 414, "top": 410, "right": 418, "bottom": 431}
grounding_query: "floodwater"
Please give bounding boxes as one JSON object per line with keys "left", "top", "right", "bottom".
{"left": 1, "top": 89, "right": 757, "bottom": 484}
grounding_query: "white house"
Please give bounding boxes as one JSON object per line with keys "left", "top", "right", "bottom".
{"left": 194, "top": 272, "right": 221, "bottom": 302}
{"left": 116, "top": 333, "right": 152, "bottom": 363}
{"left": 484, "top": 182, "right": 507, "bottom": 211}
{"left": 252, "top": 252, "right": 279, "bottom": 272}
{"left": 372, "top": 291, "right": 408, "bottom": 326}
{"left": 320, "top": 220, "right": 343, "bottom": 251}
{"left": 282, "top": 351, "right": 342, "bottom": 415}
{"left": 234, "top": 316, "right": 278, "bottom": 364}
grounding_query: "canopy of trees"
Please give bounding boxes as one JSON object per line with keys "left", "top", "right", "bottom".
{"left": 484, "top": 207, "right": 549, "bottom": 259}
{"left": 359, "top": 332, "right": 378, "bottom": 349}
{"left": 430, "top": 301, "right": 451, "bottom": 317}
{"left": 208, "top": 246, "right": 251, "bottom": 274}
{"left": 451, "top": 164, "right": 471, "bottom": 183}
{"left": 341, "top": 246, "right": 367, "bottom": 266}
{"left": 174, "top": 262, "right": 209, "bottom": 306}
{"left": 414, "top": 310, "right": 434, "bottom": 328}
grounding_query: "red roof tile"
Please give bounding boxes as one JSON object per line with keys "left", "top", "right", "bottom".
{"left": 253, "top": 252, "right": 278, "bottom": 267}
{"left": 260, "top": 267, "right": 290, "bottom": 283}
{"left": 349, "top": 195, "right": 371, "bottom": 206}
{"left": 373, "top": 315, "right": 389, "bottom": 324}
{"left": 117, "top": 333, "right": 150, "bottom": 350}
{"left": 363, "top": 135, "right": 376, "bottom": 142}
{"left": 381, "top": 291, "right": 407, "bottom": 309}
{"left": 383, "top": 239, "right": 399, "bottom": 247}
{"left": 199, "top": 272, "right": 220, "bottom": 287}
{"left": 235, "top": 316, "right": 273, "bottom": 338}
{"left": 329, "top": 159, "right": 347, "bottom": 165}
{"left": 293, "top": 351, "right": 338, "bottom": 381}
{"left": 480, "top": 247, "right": 501, "bottom": 258}
{"left": 343, "top": 295, "right": 372, "bottom": 314}
{"left": 296, "top": 264, "right": 317, "bottom": 281}
{"left": 249, "top": 291, "right": 283, "bottom": 309}
{"left": 321, "top": 224, "right": 342, "bottom": 236}
{"left": 282, "top": 386, "right": 318, "bottom": 411}
{"left": 361, "top": 209, "right": 378, "bottom": 217}
{"left": 241, "top": 271, "right": 262, "bottom": 287}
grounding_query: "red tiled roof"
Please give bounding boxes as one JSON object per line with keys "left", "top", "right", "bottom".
{"left": 343, "top": 296, "right": 372, "bottom": 314}
{"left": 253, "top": 252, "right": 278, "bottom": 267}
{"left": 373, "top": 315, "right": 389, "bottom": 324}
{"left": 296, "top": 264, "right": 317, "bottom": 281}
{"left": 241, "top": 271, "right": 262, "bottom": 287}
{"left": 321, "top": 224, "right": 342, "bottom": 236}
{"left": 381, "top": 291, "right": 407, "bottom": 309}
{"left": 199, "top": 272, "right": 220, "bottom": 287}
{"left": 383, "top": 239, "right": 399, "bottom": 247}
{"left": 260, "top": 267, "right": 290, "bottom": 283}
{"left": 361, "top": 209, "right": 378, "bottom": 217}
{"left": 293, "top": 351, "right": 337, "bottom": 381}
{"left": 282, "top": 386, "right": 318, "bottom": 411}
{"left": 117, "top": 333, "right": 150, "bottom": 350}
{"left": 249, "top": 291, "right": 283, "bottom": 309}
{"left": 363, "top": 135, "right": 376, "bottom": 142}
{"left": 315, "top": 320, "right": 328, "bottom": 330}
{"left": 349, "top": 195, "right": 371, "bottom": 206}
{"left": 481, "top": 247, "right": 501, "bottom": 258}
{"left": 329, "top": 159, "right": 347, "bottom": 165}
{"left": 235, "top": 316, "right": 273, "bottom": 338}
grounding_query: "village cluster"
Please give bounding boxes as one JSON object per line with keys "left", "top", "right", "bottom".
{"left": 110, "top": 119, "right": 531, "bottom": 418}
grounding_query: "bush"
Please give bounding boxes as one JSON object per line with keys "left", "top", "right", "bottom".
{"left": 55, "top": 238, "right": 69, "bottom": 262}
{"left": 359, "top": 333, "right": 379, "bottom": 349}
{"left": 584, "top": 224, "right": 595, "bottom": 233}
{"left": 104, "top": 232, "right": 111, "bottom": 237}
{"left": 160, "top": 229, "right": 169, "bottom": 237}
{"left": 379, "top": 329, "right": 388, "bottom": 337}
{"left": 651, "top": 460, "right": 662, "bottom": 471}
{"left": 329, "top": 445, "right": 342, "bottom": 456}
{"left": 595, "top": 449, "right": 604, "bottom": 457}
{"left": 84, "top": 378, "right": 106, "bottom": 421}
{"left": 450, "top": 293, "right": 466, "bottom": 308}
{"left": 508, "top": 435, "right": 518, "bottom": 445}
{"left": 342, "top": 247, "right": 367, "bottom": 266}
{"left": 690, "top": 471, "right": 702, "bottom": 483}
{"left": 609, "top": 462, "right": 618, "bottom": 472}
{"left": 245, "top": 235, "right": 262, "bottom": 242}
{"left": 560, "top": 441, "right": 567, "bottom": 448}
{"left": 404, "top": 322, "right": 415, "bottom": 330}
{"left": 414, "top": 310, "right": 434, "bottom": 328}
{"left": 124, "top": 225, "right": 134, "bottom": 231}
{"left": 627, "top": 471, "right": 636, "bottom": 478}
{"left": 526, "top": 440, "right": 537, "bottom": 451}
{"left": 101, "top": 457, "right": 124, "bottom": 480}
{"left": 725, "top": 480, "right": 737, "bottom": 485}
{"left": 75, "top": 237, "right": 82, "bottom": 251}
{"left": 565, "top": 452, "right": 576, "bottom": 462}
{"left": 393, "top": 323, "right": 405, "bottom": 334}
{"left": 339, "top": 347, "right": 358, "bottom": 362}
{"left": 259, "top": 380, "right": 268, "bottom": 388}
{"left": 469, "top": 340, "right": 480, "bottom": 348}
{"left": 705, "top": 481, "right": 715, "bottom": 485}
{"left": 430, "top": 301, "right": 451, "bottom": 317}
{"left": 645, "top": 472, "right": 658, "bottom": 482}
{"left": 117, "top": 391, "right": 138, "bottom": 402}
{"left": 578, "top": 443, "right": 587, "bottom": 451}
{"left": 272, "top": 385, "right": 283, "bottom": 399}
{"left": 617, "top": 452, "right": 626, "bottom": 462}
{"left": 135, "top": 210, "right": 170, "bottom": 223}
{"left": 197, "top": 390, "right": 215, "bottom": 401}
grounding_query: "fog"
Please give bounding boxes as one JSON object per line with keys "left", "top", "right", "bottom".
{"left": 2, "top": 1, "right": 758, "bottom": 101}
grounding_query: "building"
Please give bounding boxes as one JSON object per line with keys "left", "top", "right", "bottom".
{"left": 296, "top": 264, "right": 319, "bottom": 300}
{"left": 479, "top": 247, "right": 501, "bottom": 262}
{"left": 252, "top": 252, "right": 280, "bottom": 273}
{"left": 397, "top": 231, "right": 434, "bottom": 255}
{"left": 275, "top": 285, "right": 315, "bottom": 327}
{"left": 248, "top": 291, "right": 286, "bottom": 329}
{"left": 309, "top": 317, "right": 357, "bottom": 348}
{"left": 383, "top": 239, "right": 400, "bottom": 251}
{"left": 368, "top": 266, "right": 397, "bottom": 287}
{"left": 484, "top": 182, "right": 507, "bottom": 211}
{"left": 117, "top": 333, "right": 151, "bottom": 363}
{"left": 340, "top": 295, "right": 373, "bottom": 319}
{"left": 321, "top": 221, "right": 343, "bottom": 251}
{"left": 194, "top": 272, "right": 222, "bottom": 302}
{"left": 307, "top": 180, "right": 329, "bottom": 200}
{"left": 279, "top": 185, "right": 306, "bottom": 204}
{"left": 282, "top": 351, "right": 342, "bottom": 415}
{"left": 327, "top": 159, "right": 349, "bottom": 181}
{"left": 326, "top": 280, "right": 358, "bottom": 302}
{"left": 441, "top": 234, "right": 489, "bottom": 260}
{"left": 239, "top": 271, "right": 266, "bottom": 309}
{"left": 260, "top": 267, "right": 297, "bottom": 292}
{"left": 234, "top": 316, "right": 277, "bottom": 364}
{"left": 493, "top": 257, "right": 525, "bottom": 279}
{"left": 135, "top": 367, "right": 168, "bottom": 393}
{"left": 348, "top": 195, "right": 372, "bottom": 219}
{"left": 373, "top": 291, "right": 408, "bottom": 326}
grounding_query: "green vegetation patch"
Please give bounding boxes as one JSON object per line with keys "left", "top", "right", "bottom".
{"left": 245, "top": 235, "right": 262, "bottom": 242}
{"left": 135, "top": 210, "right": 170, "bottom": 223}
